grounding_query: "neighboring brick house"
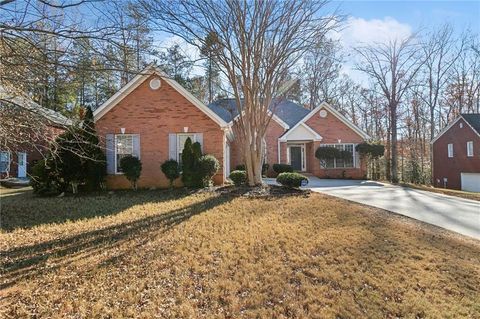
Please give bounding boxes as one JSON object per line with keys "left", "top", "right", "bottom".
{"left": 208, "top": 98, "right": 370, "bottom": 179}
{"left": 93, "top": 65, "right": 229, "bottom": 189}
{"left": 0, "top": 87, "right": 71, "bottom": 179}
{"left": 431, "top": 114, "right": 480, "bottom": 192}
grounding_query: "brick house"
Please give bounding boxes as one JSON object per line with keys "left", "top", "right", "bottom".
{"left": 93, "top": 65, "right": 230, "bottom": 189}
{"left": 208, "top": 98, "right": 370, "bottom": 179}
{"left": 431, "top": 114, "right": 480, "bottom": 192}
{"left": 0, "top": 87, "right": 71, "bottom": 179}
{"left": 94, "top": 65, "right": 369, "bottom": 189}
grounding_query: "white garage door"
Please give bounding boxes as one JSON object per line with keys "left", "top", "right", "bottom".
{"left": 461, "top": 173, "right": 480, "bottom": 192}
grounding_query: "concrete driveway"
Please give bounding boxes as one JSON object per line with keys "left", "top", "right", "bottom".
{"left": 265, "top": 177, "right": 480, "bottom": 240}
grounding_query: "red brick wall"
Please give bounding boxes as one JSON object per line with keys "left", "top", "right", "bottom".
{"left": 228, "top": 118, "right": 286, "bottom": 176}
{"left": 304, "top": 108, "right": 366, "bottom": 179}
{"left": 95, "top": 75, "right": 225, "bottom": 189}
{"left": 1, "top": 125, "right": 65, "bottom": 179}
{"left": 433, "top": 118, "right": 480, "bottom": 190}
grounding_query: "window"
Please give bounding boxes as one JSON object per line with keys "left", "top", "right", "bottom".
{"left": 0, "top": 151, "right": 10, "bottom": 173}
{"left": 115, "top": 134, "right": 138, "bottom": 173}
{"left": 177, "top": 134, "right": 196, "bottom": 162}
{"left": 321, "top": 144, "right": 355, "bottom": 169}
{"left": 447, "top": 143, "right": 453, "bottom": 158}
{"left": 467, "top": 141, "right": 473, "bottom": 157}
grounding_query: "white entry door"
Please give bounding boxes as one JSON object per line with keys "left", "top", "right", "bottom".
{"left": 17, "top": 152, "right": 27, "bottom": 178}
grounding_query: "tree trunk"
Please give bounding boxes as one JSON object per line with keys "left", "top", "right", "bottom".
{"left": 390, "top": 102, "right": 398, "bottom": 183}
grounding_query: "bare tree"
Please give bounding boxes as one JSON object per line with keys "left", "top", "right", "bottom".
{"left": 355, "top": 36, "right": 426, "bottom": 182}
{"left": 302, "top": 38, "right": 343, "bottom": 109}
{"left": 142, "top": 0, "right": 340, "bottom": 185}
{"left": 420, "top": 23, "right": 465, "bottom": 141}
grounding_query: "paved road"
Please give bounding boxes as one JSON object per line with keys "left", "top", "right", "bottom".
{"left": 265, "top": 177, "right": 480, "bottom": 240}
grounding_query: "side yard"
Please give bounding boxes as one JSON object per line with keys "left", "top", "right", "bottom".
{"left": 1, "top": 187, "right": 479, "bottom": 318}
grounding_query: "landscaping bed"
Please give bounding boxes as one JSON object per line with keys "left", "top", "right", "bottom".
{"left": 1, "top": 187, "right": 479, "bottom": 318}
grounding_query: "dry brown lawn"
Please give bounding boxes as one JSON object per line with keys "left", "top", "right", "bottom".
{"left": 397, "top": 183, "right": 480, "bottom": 202}
{"left": 1, "top": 186, "right": 479, "bottom": 318}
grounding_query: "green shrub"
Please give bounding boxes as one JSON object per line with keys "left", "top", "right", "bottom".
{"left": 276, "top": 172, "right": 308, "bottom": 188}
{"left": 198, "top": 155, "right": 220, "bottom": 186}
{"left": 181, "top": 138, "right": 204, "bottom": 187}
{"left": 30, "top": 159, "right": 62, "bottom": 196}
{"left": 120, "top": 156, "right": 142, "bottom": 190}
{"left": 272, "top": 163, "right": 293, "bottom": 174}
{"left": 82, "top": 107, "right": 106, "bottom": 191}
{"left": 235, "top": 164, "right": 246, "bottom": 171}
{"left": 262, "top": 163, "right": 269, "bottom": 175}
{"left": 161, "top": 159, "right": 180, "bottom": 187}
{"left": 229, "top": 170, "right": 247, "bottom": 186}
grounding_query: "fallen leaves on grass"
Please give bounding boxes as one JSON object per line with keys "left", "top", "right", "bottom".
{"left": 1, "top": 187, "right": 479, "bottom": 318}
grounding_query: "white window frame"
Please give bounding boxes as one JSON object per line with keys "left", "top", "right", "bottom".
{"left": 320, "top": 143, "right": 355, "bottom": 169}
{"left": 176, "top": 133, "right": 196, "bottom": 162}
{"left": 447, "top": 143, "right": 453, "bottom": 158}
{"left": 467, "top": 141, "right": 473, "bottom": 157}
{"left": 114, "top": 134, "right": 137, "bottom": 174}
{"left": 0, "top": 151, "right": 11, "bottom": 173}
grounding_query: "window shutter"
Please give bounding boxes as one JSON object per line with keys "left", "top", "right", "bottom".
{"left": 106, "top": 134, "right": 115, "bottom": 174}
{"left": 355, "top": 144, "right": 360, "bottom": 168}
{"left": 169, "top": 133, "right": 177, "bottom": 160}
{"left": 132, "top": 134, "right": 141, "bottom": 158}
{"left": 195, "top": 133, "right": 204, "bottom": 152}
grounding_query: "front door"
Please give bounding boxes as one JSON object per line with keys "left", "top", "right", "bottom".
{"left": 290, "top": 146, "right": 303, "bottom": 171}
{"left": 17, "top": 152, "right": 27, "bottom": 178}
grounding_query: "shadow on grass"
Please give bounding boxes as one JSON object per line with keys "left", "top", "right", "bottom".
{"left": 0, "top": 188, "right": 197, "bottom": 231}
{"left": 0, "top": 190, "right": 240, "bottom": 290}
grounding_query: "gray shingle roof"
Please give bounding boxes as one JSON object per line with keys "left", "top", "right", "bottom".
{"left": 461, "top": 113, "right": 480, "bottom": 135}
{"left": 0, "top": 85, "right": 72, "bottom": 127}
{"left": 207, "top": 98, "right": 310, "bottom": 127}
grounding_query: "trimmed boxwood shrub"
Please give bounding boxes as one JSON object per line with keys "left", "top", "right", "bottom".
{"left": 262, "top": 163, "right": 269, "bottom": 175}
{"left": 161, "top": 159, "right": 180, "bottom": 187}
{"left": 272, "top": 163, "right": 293, "bottom": 174}
{"left": 120, "top": 155, "right": 142, "bottom": 190}
{"left": 276, "top": 172, "right": 308, "bottom": 188}
{"left": 198, "top": 155, "right": 220, "bottom": 186}
{"left": 235, "top": 164, "right": 246, "bottom": 171}
{"left": 229, "top": 170, "right": 246, "bottom": 186}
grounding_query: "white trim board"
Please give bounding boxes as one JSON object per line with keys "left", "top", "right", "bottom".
{"left": 279, "top": 122, "right": 322, "bottom": 142}
{"left": 93, "top": 64, "right": 229, "bottom": 128}
{"left": 280, "top": 101, "right": 370, "bottom": 141}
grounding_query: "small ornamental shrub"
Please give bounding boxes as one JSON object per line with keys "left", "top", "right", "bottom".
{"left": 198, "top": 155, "right": 220, "bottom": 186}
{"left": 272, "top": 163, "right": 293, "bottom": 174}
{"left": 229, "top": 170, "right": 247, "bottom": 186}
{"left": 235, "top": 164, "right": 246, "bottom": 171}
{"left": 120, "top": 156, "right": 142, "bottom": 190}
{"left": 276, "top": 172, "right": 308, "bottom": 188}
{"left": 161, "top": 159, "right": 180, "bottom": 187}
{"left": 262, "top": 163, "right": 269, "bottom": 175}
{"left": 30, "top": 159, "right": 62, "bottom": 196}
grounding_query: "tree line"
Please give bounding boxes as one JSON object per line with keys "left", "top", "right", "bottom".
{"left": 1, "top": 0, "right": 478, "bottom": 185}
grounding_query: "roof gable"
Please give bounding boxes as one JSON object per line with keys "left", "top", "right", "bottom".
{"left": 93, "top": 65, "right": 228, "bottom": 128}
{"left": 431, "top": 114, "right": 480, "bottom": 143}
{"left": 280, "top": 102, "right": 370, "bottom": 141}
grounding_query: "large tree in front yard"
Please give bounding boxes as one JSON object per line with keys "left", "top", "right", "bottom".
{"left": 142, "top": 0, "right": 339, "bottom": 185}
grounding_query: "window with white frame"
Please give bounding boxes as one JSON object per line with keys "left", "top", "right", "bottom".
{"left": 467, "top": 141, "right": 473, "bottom": 157}
{"left": 447, "top": 143, "right": 453, "bottom": 158}
{"left": 116, "top": 135, "right": 134, "bottom": 173}
{"left": 177, "top": 133, "right": 196, "bottom": 163}
{"left": 0, "top": 151, "right": 10, "bottom": 173}
{"left": 321, "top": 144, "right": 355, "bottom": 169}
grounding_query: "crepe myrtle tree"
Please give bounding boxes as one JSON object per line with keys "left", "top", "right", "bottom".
{"left": 141, "top": 0, "right": 341, "bottom": 185}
